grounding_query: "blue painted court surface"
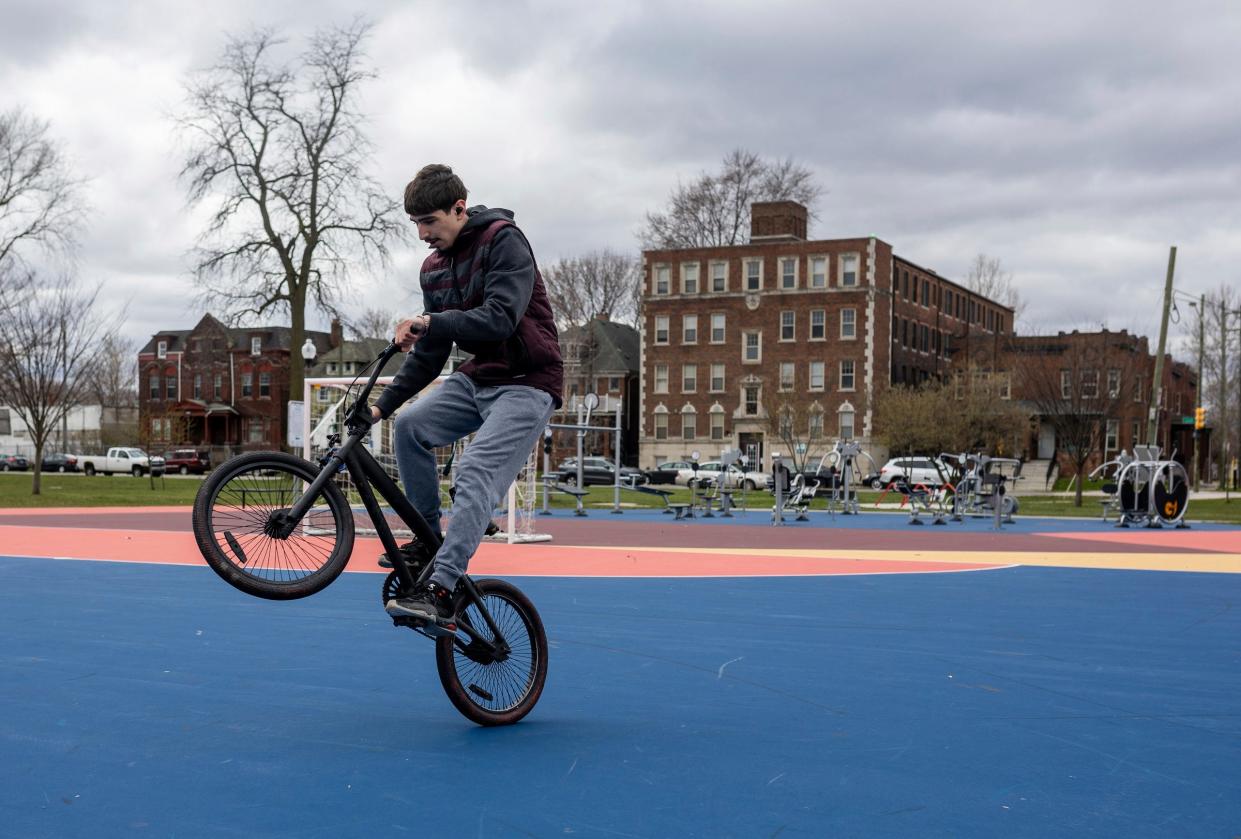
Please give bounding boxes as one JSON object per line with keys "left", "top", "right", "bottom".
{"left": 3, "top": 551, "right": 1240, "bottom": 838}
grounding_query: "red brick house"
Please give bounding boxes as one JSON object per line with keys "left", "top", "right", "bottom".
{"left": 138, "top": 314, "right": 344, "bottom": 460}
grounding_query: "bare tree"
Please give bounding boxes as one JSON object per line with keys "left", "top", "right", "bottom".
{"left": 542, "top": 249, "right": 640, "bottom": 329}
{"left": 1014, "top": 333, "right": 1141, "bottom": 506}
{"left": 1200, "top": 285, "right": 1240, "bottom": 485}
{"left": 177, "top": 20, "right": 406, "bottom": 402}
{"left": 964, "top": 254, "right": 1025, "bottom": 324}
{"left": 346, "top": 307, "right": 396, "bottom": 340}
{"left": 0, "top": 109, "right": 85, "bottom": 299}
{"left": 759, "top": 385, "right": 832, "bottom": 476}
{"left": 641, "top": 149, "right": 823, "bottom": 249}
{"left": 91, "top": 332, "right": 138, "bottom": 409}
{"left": 0, "top": 274, "right": 116, "bottom": 494}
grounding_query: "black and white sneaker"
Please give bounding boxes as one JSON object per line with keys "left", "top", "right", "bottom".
{"left": 378, "top": 540, "right": 431, "bottom": 569}
{"left": 385, "top": 582, "right": 455, "bottom": 624}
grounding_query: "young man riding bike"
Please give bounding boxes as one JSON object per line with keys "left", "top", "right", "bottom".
{"left": 370, "top": 164, "right": 562, "bottom": 625}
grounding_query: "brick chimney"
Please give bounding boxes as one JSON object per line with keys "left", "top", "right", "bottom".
{"left": 750, "top": 201, "right": 807, "bottom": 243}
{"left": 330, "top": 318, "right": 343, "bottom": 349}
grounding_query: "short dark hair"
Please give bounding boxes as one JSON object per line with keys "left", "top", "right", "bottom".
{"left": 404, "top": 164, "right": 467, "bottom": 216}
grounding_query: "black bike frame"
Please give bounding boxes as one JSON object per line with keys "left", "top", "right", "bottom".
{"left": 283, "top": 344, "right": 510, "bottom": 652}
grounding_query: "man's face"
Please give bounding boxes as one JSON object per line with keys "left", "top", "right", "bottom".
{"left": 411, "top": 199, "right": 468, "bottom": 251}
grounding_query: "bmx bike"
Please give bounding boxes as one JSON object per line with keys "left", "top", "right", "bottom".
{"left": 191, "top": 343, "right": 548, "bottom": 726}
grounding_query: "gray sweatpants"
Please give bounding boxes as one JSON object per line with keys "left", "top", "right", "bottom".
{"left": 392, "top": 373, "right": 555, "bottom": 589}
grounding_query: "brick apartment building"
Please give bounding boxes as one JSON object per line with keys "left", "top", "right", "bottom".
{"left": 639, "top": 201, "right": 1012, "bottom": 470}
{"left": 1004, "top": 329, "right": 1201, "bottom": 475}
{"left": 138, "top": 314, "right": 373, "bottom": 459}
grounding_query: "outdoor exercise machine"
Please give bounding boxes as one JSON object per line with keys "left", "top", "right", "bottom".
{"left": 942, "top": 453, "right": 1023, "bottom": 530}
{"left": 1112, "top": 445, "right": 1190, "bottom": 528}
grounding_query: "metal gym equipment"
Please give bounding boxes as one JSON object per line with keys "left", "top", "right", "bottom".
{"left": 1114, "top": 445, "right": 1190, "bottom": 528}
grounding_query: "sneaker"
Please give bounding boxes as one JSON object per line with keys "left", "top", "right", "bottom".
{"left": 385, "top": 582, "right": 455, "bottom": 623}
{"left": 378, "top": 540, "right": 430, "bottom": 569}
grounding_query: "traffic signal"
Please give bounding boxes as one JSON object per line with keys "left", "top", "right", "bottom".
{"left": 543, "top": 427, "right": 553, "bottom": 455}
{"left": 1194, "top": 406, "right": 1206, "bottom": 430}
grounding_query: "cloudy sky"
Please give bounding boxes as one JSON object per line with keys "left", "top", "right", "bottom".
{"left": 3, "top": 0, "right": 1238, "bottom": 360}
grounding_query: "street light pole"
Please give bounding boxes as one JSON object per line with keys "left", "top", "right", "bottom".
{"left": 1146, "top": 246, "right": 1176, "bottom": 448}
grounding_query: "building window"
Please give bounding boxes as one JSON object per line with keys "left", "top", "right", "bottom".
{"left": 213, "top": 374, "right": 222, "bottom": 400}
{"left": 840, "top": 253, "right": 858, "bottom": 286}
{"left": 744, "top": 385, "right": 760, "bottom": 416}
{"left": 317, "top": 385, "right": 331, "bottom": 403}
{"left": 682, "top": 364, "right": 697, "bottom": 393}
{"left": 710, "top": 261, "right": 727, "bottom": 292}
{"left": 922, "top": 279, "right": 930, "bottom": 306}
{"left": 654, "top": 315, "right": 670, "bottom": 345}
{"left": 681, "top": 410, "right": 696, "bottom": 440}
{"left": 654, "top": 265, "right": 670, "bottom": 295}
{"left": 840, "top": 308, "right": 856, "bottom": 339}
{"left": 809, "top": 309, "right": 825, "bottom": 340}
{"left": 780, "top": 310, "right": 795, "bottom": 341}
{"left": 809, "top": 361, "right": 825, "bottom": 391}
{"left": 165, "top": 373, "right": 176, "bottom": 400}
{"left": 193, "top": 374, "right": 202, "bottom": 399}
{"left": 839, "top": 408, "right": 855, "bottom": 439}
{"left": 149, "top": 374, "right": 160, "bottom": 399}
{"left": 710, "top": 364, "right": 725, "bottom": 393}
{"left": 681, "top": 262, "right": 699, "bottom": 294}
{"left": 1108, "top": 368, "right": 1121, "bottom": 398}
{"left": 654, "top": 411, "right": 668, "bottom": 440}
{"left": 259, "top": 371, "right": 271, "bottom": 398}
{"left": 1133, "top": 377, "right": 1143, "bottom": 403}
{"left": 810, "top": 256, "right": 827, "bottom": 289}
{"left": 1061, "top": 370, "right": 1072, "bottom": 400}
{"left": 743, "top": 331, "right": 761, "bottom": 363}
{"left": 840, "top": 360, "right": 855, "bottom": 391}
{"left": 779, "top": 362, "right": 795, "bottom": 391}
{"left": 780, "top": 257, "right": 797, "bottom": 290}
{"left": 157, "top": 340, "right": 168, "bottom": 359}
{"left": 242, "top": 371, "right": 253, "bottom": 398}
{"left": 150, "top": 417, "right": 171, "bottom": 439}
{"left": 1106, "top": 419, "right": 1119, "bottom": 454}
{"left": 778, "top": 408, "right": 794, "bottom": 439}
{"left": 808, "top": 408, "right": 824, "bottom": 439}
{"left": 654, "top": 364, "right": 669, "bottom": 394}
{"left": 248, "top": 418, "right": 264, "bottom": 443}
{"left": 745, "top": 259, "right": 762, "bottom": 291}
{"left": 682, "top": 314, "right": 698, "bottom": 344}
{"left": 999, "top": 372, "right": 1012, "bottom": 400}
{"left": 710, "top": 409, "right": 725, "bottom": 441}
{"left": 1081, "top": 369, "right": 1099, "bottom": 399}
{"left": 710, "top": 313, "right": 726, "bottom": 344}
{"left": 251, "top": 336, "right": 262, "bottom": 355}
{"left": 608, "top": 376, "right": 621, "bottom": 392}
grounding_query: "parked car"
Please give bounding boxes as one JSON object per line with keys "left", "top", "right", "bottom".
{"left": 0, "top": 453, "right": 30, "bottom": 472}
{"left": 556, "top": 456, "right": 647, "bottom": 487}
{"left": 874, "top": 456, "right": 951, "bottom": 489}
{"left": 80, "top": 447, "right": 166, "bottom": 477}
{"left": 694, "top": 460, "right": 771, "bottom": 491}
{"left": 40, "top": 452, "right": 79, "bottom": 472}
{"left": 163, "top": 448, "right": 211, "bottom": 475}
{"left": 643, "top": 460, "right": 696, "bottom": 485}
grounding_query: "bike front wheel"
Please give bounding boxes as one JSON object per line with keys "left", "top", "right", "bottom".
{"left": 192, "top": 451, "right": 355, "bottom": 600}
{"left": 436, "top": 578, "right": 548, "bottom": 726}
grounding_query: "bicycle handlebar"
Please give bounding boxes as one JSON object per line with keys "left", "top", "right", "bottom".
{"left": 342, "top": 343, "right": 402, "bottom": 431}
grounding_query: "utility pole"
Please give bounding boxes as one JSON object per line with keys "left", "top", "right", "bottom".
{"left": 1193, "top": 293, "right": 1204, "bottom": 492}
{"left": 1219, "top": 299, "right": 1230, "bottom": 490}
{"left": 1145, "top": 246, "right": 1176, "bottom": 448}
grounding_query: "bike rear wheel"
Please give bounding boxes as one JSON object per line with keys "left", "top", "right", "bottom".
{"left": 436, "top": 578, "right": 548, "bottom": 726}
{"left": 192, "top": 451, "right": 355, "bottom": 600}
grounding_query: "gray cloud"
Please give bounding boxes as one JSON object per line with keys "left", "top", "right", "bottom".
{"left": 2, "top": 0, "right": 1237, "bottom": 359}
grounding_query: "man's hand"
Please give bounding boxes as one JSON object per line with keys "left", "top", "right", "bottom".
{"left": 394, "top": 314, "right": 430, "bottom": 351}
{"left": 369, "top": 406, "right": 382, "bottom": 424}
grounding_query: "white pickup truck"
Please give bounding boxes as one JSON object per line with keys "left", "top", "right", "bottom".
{"left": 81, "top": 447, "right": 166, "bottom": 477}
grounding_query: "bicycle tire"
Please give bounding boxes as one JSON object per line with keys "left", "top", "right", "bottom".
{"left": 192, "top": 451, "right": 355, "bottom": 600}
{"left": 436, "top": 578, "right": 548, "bottom": 726}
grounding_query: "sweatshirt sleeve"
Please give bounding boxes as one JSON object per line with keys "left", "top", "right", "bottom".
{"left": 430, "top": 227, "right": 535, "bottom": 343}
{"left": 372, "top": 332, "right": 453, "bottom": 418}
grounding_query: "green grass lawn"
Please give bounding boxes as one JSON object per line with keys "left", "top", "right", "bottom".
{"left": 2, "top": 472, "right": 1239, "bottom": 523}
